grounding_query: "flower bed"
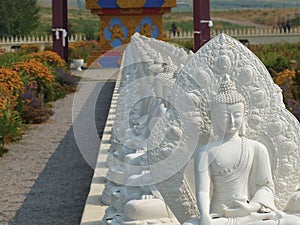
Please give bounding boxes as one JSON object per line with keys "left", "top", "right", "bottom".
{"left": 0, "top": 50, "right": 78, "bottom": 155}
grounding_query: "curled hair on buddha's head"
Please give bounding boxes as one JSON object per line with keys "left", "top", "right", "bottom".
{"left": 211, "top": 74, "right": 248, "bottom": 137}
{"left": 213, "top": 74, "right": 246, "bottom": 106}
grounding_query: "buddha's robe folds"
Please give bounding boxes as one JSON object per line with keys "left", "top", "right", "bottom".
{"left": 209, "top": 138, "right": 276, "bottom": 217}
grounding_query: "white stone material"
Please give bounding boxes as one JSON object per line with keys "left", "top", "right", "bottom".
{"left": 98, "top": 33, "right": 190, "bottom": 225}
{"left": 147, "top": 33, "right": 300, "bottom": 224}
{"left": 81, "top": 33, "right": 300, "bottom": 225}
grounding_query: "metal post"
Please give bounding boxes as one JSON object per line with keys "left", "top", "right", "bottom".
{"left": 52, "top": 0, "right": 69, "bottom": 63}
{"left": 199, "top": 0, "right": 211, "bottom": 47}
{"left": 193, "top": 0, "right": 201, "bottom": 52}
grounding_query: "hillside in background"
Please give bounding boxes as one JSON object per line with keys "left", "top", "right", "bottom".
{"left": 34, "top": 1, "right": 300, "bottom": 39}
{"left": 40, "top": 0, "right": 299, "bottom": 10}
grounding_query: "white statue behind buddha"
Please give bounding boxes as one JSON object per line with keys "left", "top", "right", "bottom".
{"left": 101, "top": 33, "right": 189, "bottom": 225}
{"left": 101, "top": 33, "right": 300, "bottom": 225}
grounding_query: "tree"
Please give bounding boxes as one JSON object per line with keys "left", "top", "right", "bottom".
{"left": 0, "top": 0, "right": 40, "bottom": 37}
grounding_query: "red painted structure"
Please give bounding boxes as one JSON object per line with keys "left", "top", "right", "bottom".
{"left": 52, "top": 0, "right": 69, "bottom": 63}
{"left": 193, "top": 0, "right": 201, "bottom": 51}
{"left": 200, "top": 0, "right": 211, "bottom": 45}
{"left": 85, "top": 0, "right": 176, "bottom": 55}
{"left": 193, "top": 0, "right": 211, "bottom": 51}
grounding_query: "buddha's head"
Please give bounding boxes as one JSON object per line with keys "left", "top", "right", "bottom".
{"left": 211, "top": 75, "right": 247, "bottom": 138}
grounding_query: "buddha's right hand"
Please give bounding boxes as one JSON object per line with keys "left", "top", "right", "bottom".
{"left": 199, "top": 214, "right": 213, "bottom": 225}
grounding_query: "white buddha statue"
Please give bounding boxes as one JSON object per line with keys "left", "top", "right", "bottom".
{"left": 183, "top": 75, "right": 300, "bottom": 225}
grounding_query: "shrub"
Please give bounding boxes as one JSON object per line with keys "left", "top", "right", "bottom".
{"left": 248, "top": 43, "right": 300, "bottom": 73}
{"left": 19, "top": 82, "right": 54, "bottom": 124}
{"left": 14, "top": 59, "right": 55, "bottom": 101}
{"left": 0, "top": 69, "right": 23, "bottom": 151}
{"left": 69, "top": 40, "right": 99, "bottom": 61}
{"left": 81, "top": 20, "right": 100, "bottom": 40}
{"left": 0, "top": 68, "right": 24, "bottom": 109}
{"left": 0, "top": 52, "right": 25, "bottom": 68}
{"left": 286, "top": 99, "right": 300, "bottom": 121}
{"left": 274, "top": 69, "right": 296, "bottom": 87}
{"left": 26, "top": 51, "right": 66, "bottom": 69}
{"left": 54, "top": 68, "right": 78, "bottom": 93}
{"left": 0, "top": 107, "right": 23, "bottom": 149}
{"left": 0, "top": 48, "right": 79, "bottom": 150}
{"left": 273, "top": 69, "right": 300, "bottom": 120}
{"left": 19, "top": 44, "right": 41, "bottom": 54}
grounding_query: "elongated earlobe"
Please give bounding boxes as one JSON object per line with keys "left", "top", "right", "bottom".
{"left": 239, "top": 121, "right": 247, "bottom": 136}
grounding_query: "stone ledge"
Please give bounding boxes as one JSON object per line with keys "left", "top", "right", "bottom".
{"left": 80, "top": 69, "right": 122, "bottom": 225}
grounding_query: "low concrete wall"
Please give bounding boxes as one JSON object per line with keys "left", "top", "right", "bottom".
{"left": 0, "top": 34, "right": 85, "bottom": 52}
{"left": 80, "top": 68, "right": 122, "bottom": 225}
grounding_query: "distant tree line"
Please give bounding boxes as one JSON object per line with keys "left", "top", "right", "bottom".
{"left": 0, "top": 0, "right": 40, "bottom": 37}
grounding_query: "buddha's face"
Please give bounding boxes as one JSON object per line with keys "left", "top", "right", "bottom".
{"left": 213, "top": 102, "right": 244, "bottom": 137}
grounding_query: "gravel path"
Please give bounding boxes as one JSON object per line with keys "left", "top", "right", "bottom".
{"left": 0, "top": 77, "right": 115, "bottom": 225}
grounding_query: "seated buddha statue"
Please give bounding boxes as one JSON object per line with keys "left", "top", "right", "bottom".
{"left": 183, "top": 75, "right": 300, "bottom": 225}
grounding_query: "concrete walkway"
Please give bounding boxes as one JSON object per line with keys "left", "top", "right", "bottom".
{"left": 0, "top": 67, "right": 118, "bottom": 225}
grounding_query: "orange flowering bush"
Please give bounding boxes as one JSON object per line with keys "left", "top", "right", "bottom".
{"left": 0, "top": 84, "right": 13, "bottom": 114}
{"left": 0, "top": 50, "right": 78, "bottom": 150}
{"left": 273, "top": 69, "right": 298, "bottom": 100}
{"left": 273, "top": 69, "right": 296, "bottom": 87}
{"left": 0, "top": 69, "right": 24, "bottom": 149}
{"left": 0, "top": 68, "right": 24, "bottom": 111}
{"left": 14, "top": 59, "right": 54, "bottom": 84}
{"left": 27, "top": 51, "right": 66, "bottom": 68}
{"left": 14, "top": 59, "right": 55, "bottom": 101}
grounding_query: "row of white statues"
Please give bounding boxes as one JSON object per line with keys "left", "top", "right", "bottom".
{"left": 99, "top": 33, "right": 300, "bottom": 225}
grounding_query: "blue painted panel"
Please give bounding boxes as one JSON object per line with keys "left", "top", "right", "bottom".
{"left": 136, "top": 17, "right": 159, "bottom": 38}
{"left": 104, "top": 17, "right": 128, "bottom": 48}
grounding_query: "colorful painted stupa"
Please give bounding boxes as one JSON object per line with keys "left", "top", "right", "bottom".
{"left": 85, "top": 0, "right": 176, "bottom": 53}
